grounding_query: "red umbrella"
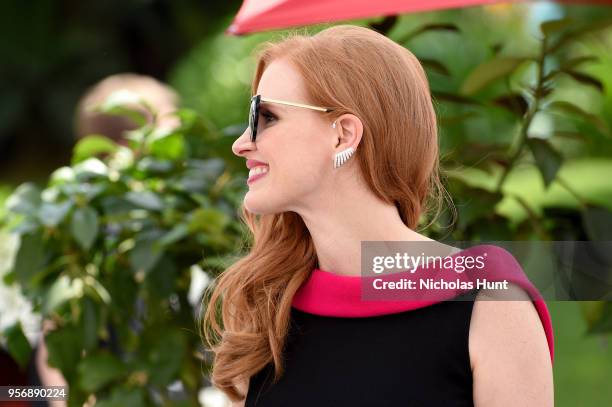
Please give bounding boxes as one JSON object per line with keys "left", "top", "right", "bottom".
{"left": 227, "top": 0, "right": 612, "bottom": 35}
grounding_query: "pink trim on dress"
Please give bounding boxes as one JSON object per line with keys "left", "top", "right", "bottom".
{"left": 291, "top": 244, "right": 555, "bottom": 365}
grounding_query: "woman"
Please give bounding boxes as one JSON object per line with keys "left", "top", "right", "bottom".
{"left": 202, "top": 25, "right": 554, "bottom": 406}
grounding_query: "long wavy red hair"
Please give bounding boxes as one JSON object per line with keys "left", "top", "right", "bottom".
{"left": 201, "top": 24, "right": 454, "bottom": 402}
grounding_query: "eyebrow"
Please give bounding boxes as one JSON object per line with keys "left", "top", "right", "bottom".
{"left": 260, "top": 102, "right": 284, "bottom": 113}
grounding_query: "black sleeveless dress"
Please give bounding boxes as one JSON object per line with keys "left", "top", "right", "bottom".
{"left": 246, "top": 288, "right": 480, "bottom": 406}
{"left": 245, "top": 245, "right": 554, "bottom": 406}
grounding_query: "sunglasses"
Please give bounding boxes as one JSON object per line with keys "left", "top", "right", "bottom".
{"left": 248, "top": 94, "right": 334, "bottom": 142}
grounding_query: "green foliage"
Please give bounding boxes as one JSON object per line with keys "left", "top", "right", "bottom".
{"left": 389, "top": 10, "right": 612, "bottom": 334}
{"left": 526, "top": 138, "right": 563, "bottom": 187}
{"left": 4, "top": 322, "right": 32, "bottom": 370}
{"left": 0, "top": 95, "right": 247, "bottom": 405}
{"left": 460, "top": 57, "right": 530, "bottom": 95}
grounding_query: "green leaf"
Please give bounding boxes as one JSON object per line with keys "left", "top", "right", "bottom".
{"left": 526, "top": 138, "right": 563, "bottom": 188}
{"left": 123, "top": 127, "right": 148, "bottom": 145}
{"left": 174, "top": 159, "right": 226, "bottom": 193}
{"left": 188, "top": 208, "right": 230, "bottom": 235}
{"left": 460, "top": 57, "right": 530, "bottom": 95}
{"left": 41, "top": 186, "right": 60, "bottom": 203}
{"left": 149, "top": 132, "right": 185, "bottom": 160}
{"left": 396, "top": 23, "right": 460, "bottom": 43}
{"left": 561, "top": 69, "right": 604, "bottom": 92}
{"left": 105, "top": 261, "right": 138, "bottom": 312}
{"left": 77, "top": 183, "right": 106, "bottom": 202}
{"left": 43, "top": 276, "right": 83, "bottom": 314}
{"left": 107, "top": 145, "right": 134, "bottom": 170}
{"left": 460, "top": 57, "right": 529, "bottom": 95}
{"left": 187, "top": 158, "right": 226, "bottom": 179}
{"left": 548, "top": 17, "right": 612, "bottom": 53}
{"left": 72, "top": 135, "right": 118, "bottom": 165}
{"left": 204, "top": 134, "right": 244, "bottom": 167}
{"left": 420, "top": 58, "right": 450, "bottom": 76}
{"left": 38, "top": 201, "right": 73, "bottom": 227}
{"left": 12, "top": 233, "right": 46, "bottom": 285}
{"left": 432, "top": 91, "right": 480, "bottom": 106}
{"left": 552, "top": 131, "right": 591, "bottom": 143}
{"left": 560, "top": 55, "right": 598, "bottom": 71}
{"left": 136, "top": 157, "right": 174, "bottom": 174}
{"left": 95, "top": 387, "right": 145, "bottom": 407}
{"left": 158, "top": 223, "right": 189, "bottom": 246}
{"left": 492, "top": 93, "right": 528, "bottom": 116}
{"left": 130, "top": 233, "right": 165, "bottom": 274}
{"left": 73, "top": 158, "right": 109, "bottom": 181}
{"left": 125, "top": 191, "right": 164, "bottom": 211}
{"left": 80, "top": 296, "right": 99, "bottom": 351}
{"left": 84, "top": 277, "right": 112, "bottom": 305}
{"left": 547, "top": 100, "right": 610, "bottom": 136}
{"left": 138, "top": 328, "right": 186, "bottom": 386}
{"left": 70, "top": 206, "right": 99, "bottom": 251}
{"left": 5, "top": 183, "right": 42, "bottom": 216}
{"left": 145, "top": 256, "right": 177, "bottom": 298}
{"left": 3, "top": 271, "right": 15, "bottom": 285}
{"left": 45, "top": 324, "right": 82, "bottom": 382}
{"left": 540, "top": 17, "right": 573, "bottom": 37}
{"left": 49, "top": 167, "right": 76, "bottom": 186}
{"left": 77, "top": 351, "right": 127, "bottom": 392}
{"left": 4, "top": 322, "right": 32, "bottom": 369}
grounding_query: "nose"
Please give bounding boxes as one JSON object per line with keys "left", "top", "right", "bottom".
{"left": 232, "top": 127, "right": 255, "bottom": 157}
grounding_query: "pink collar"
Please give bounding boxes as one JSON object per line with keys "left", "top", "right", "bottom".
{"left": 291, "top": 244, "right": 555, "bottom": 364}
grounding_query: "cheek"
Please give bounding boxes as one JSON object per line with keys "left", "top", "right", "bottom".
{"left": 274, "top": 139, "right": 328, "bottom": 184}
{"left": 291, "top": 157, "right": 330, "bottom": 196}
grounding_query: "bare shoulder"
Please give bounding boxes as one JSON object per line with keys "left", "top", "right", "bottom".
{"left": 468, "top": 282, "right": 553, "bottom": 406}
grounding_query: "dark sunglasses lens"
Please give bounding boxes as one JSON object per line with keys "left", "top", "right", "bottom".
{"left": 249, "top": 97, "right": 259, "bottom": 142}
{"left": 248, "top": 99, "right": 254, "bottom": 141}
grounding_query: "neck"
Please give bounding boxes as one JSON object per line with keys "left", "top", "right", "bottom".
{"left": 296, "top": 172, "right": 433, "bottom": 277}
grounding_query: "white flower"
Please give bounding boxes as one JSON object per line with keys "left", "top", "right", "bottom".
{"left": 198, "top": 386, "right": 230, "bottom": 407}
{"left": 188, "top": 264, "right": 211, "bottom": 308}
{"left": 0, "top": 232, "right": 42, "bottom": 346}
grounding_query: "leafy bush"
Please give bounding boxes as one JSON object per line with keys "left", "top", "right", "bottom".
{"left": 411, "top": 15, "right": 612, "bottom": 332}
{"left": 0, "top": 94, "right": 248, "bottom": 406}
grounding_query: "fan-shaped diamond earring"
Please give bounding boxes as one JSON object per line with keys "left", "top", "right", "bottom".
{"left": 334, "top": 147, "right": 355, "bottom": 168}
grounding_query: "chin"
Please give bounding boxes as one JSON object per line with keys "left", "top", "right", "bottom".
{"left": 243, "top": 192, "right": 281, "bottom": 216}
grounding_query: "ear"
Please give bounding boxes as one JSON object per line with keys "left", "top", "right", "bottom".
{"left": 333, "top": 113, "right": 363, "bottom": 151}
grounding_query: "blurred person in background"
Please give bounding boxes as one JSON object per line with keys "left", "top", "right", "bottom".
{"left": 74, "top": 73, "right": 181, "bottom": 144}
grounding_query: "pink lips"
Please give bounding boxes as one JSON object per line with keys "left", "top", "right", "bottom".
{"left": 247, "top": 171, "right": 268, "bottom": 185}
{"left": 246, "top": 159, "right": 268, "bottom": 169}
{"left": 246, "top": 159, "right": 269, "bottom": 185}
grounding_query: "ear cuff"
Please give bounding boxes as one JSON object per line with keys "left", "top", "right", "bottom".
{"left": 334, "top": 147, "right": 355, "bottom": 168}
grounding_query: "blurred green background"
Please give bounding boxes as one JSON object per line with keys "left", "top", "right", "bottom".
{"left": 1, "top": 1, "right": 611, "bottom": 406}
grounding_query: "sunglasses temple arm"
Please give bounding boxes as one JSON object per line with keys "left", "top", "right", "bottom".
{"left": 260, "top": 97, "right": 330, "bottom": 112}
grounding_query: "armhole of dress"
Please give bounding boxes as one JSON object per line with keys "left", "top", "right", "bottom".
{"left": 464, "top": 287, "right": 482, "bottom": 374}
